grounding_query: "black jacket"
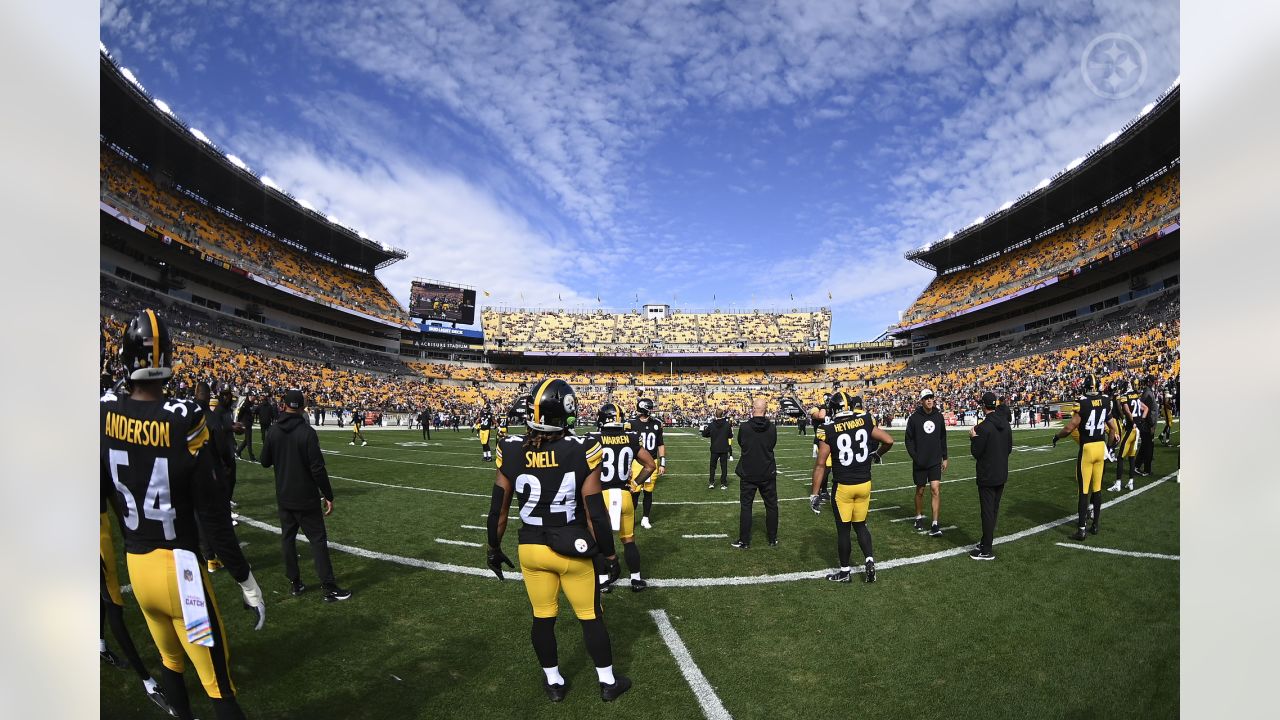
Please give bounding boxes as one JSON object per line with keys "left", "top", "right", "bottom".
{"left": 256, "top": 399, "right": 279, "bottom": 428}
{"left": 702, "top": 418, "right": 734, "bottom": 454}
{"left": 260, "top": 412, "right": 334, "bottom": 510}
{"left": 236, "top": 401, "right": 255, "bottom": 429}
{"left": 970, "top": 412, "right": 1013, "bottom": 487}
{"left": 205, "top": 404, "right": 236, "bottom": 483}
{"left": 735, "top": 417, "right": 777, "bottom": 479}
{"left": 904, "top": 407, "right": 948, "bottom": 468}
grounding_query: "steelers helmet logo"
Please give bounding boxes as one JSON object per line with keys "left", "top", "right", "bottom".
{"left": 923, "top": 420, "right": 936, "bottom": 434}
{"left": 574, "top": 538, "right": 589, "bottom": 553}
{"left": 563, "top": 393, "right": 577, "bottom": 414}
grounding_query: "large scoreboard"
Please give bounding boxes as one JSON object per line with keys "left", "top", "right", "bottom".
{"left": 409, "top": 279, "right": 477, "bottom": 324}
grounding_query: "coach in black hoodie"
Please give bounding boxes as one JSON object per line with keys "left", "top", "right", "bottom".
{"left": 261, "top": 389, "right": 352, "bottom": 602}
{"left": 702, "top": 408, "right": 735, "bottom": 490}
{"left": 969, "top": 391, "right": 1013, "bottom": 560}
{"left": 731, "top": 398, "right": 778, "bottom": 548}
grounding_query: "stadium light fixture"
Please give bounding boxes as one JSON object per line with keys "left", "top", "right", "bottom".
{"left": 999, "top": 200, "right": 1014, "bottom": 211}
{"left": 99, "top": 42, "right": 108, "bottom": 56}
{"left": 153, "top": 99, "right": 173, "bottom": 116}
{"left": 1102, "top": 130, "right": 1121, "bottom": 145}
{"left": 120, "top": 67, "right": 144, "bottom": 90}
{"left": 1140, "top": 102, "right": 1155, "bottom": 116}
{"left": 1034, "top": 178, "right": 1051, "bottom": 190}
{"left": 972, "top": 216, "right": 985, "bottom": 226}
{"left": 297, "top": 198, "right": 315, "bottom": 211}
{"left": 189, "top": 127, "right": 212, "bottom": 145}
{"left": 260, "top": 175, "right": 280, "bottom": 190}
{"left": 1171, "top": 75, "right": 1180, "bottom": 88}
{"left": 1065, "top": 156, "right": 1085, "bottom": 171}
{"left": 944, "top": 232, "right": 954, "bottom": 240}
{"left": 226, "top": 154, "right": 248, "bottom": 170}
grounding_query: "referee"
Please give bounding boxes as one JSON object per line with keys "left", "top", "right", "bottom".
{"left": 905, "top": 388, "right": 948, "bottom": 536}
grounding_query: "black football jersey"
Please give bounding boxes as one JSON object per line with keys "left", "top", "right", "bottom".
{"left": 1076, "top": 393, "right": 1111, "bottom": 444}
{"left": 497, "top": 435, "right": 603, "bottom": 541}
{"left": 625, "top": 417, "right": 664, "bottom": 456}
{"left": 587, "top": 430, "right": 643, "bottom": 490}
{"left": 819, "top": 410, "right": 878, "bottom": 484}
{"left": 100, "top": 396, "right": 215, "bottom": 555}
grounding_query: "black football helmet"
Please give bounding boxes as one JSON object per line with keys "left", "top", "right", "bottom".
{"left": 1111, "top": 378, "right": 1128, "bottom": 395}
{"left": 529, "top": 379, "right": 578, "bottom": 432}
{"left": 636, "top": 398, "right": 655, "bottom": 416}
{"left": 826, "top": 390, "right": 859, "bottom": 417}
{"left": 509, "top": 395, "right": 531, "bottom": 421}
{"left": 1080, "top": 373, "right": 1098, "bottom": 393}
{"left": 597, "top": 402, "right": 624, "bottom": 429}
{"left": 120, "top": 308, "right": 174, "bottom": 382}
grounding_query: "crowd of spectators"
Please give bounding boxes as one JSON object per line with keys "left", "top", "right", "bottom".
{"left": 481, "top": 308, "right": 831, "bottom": 353}
{"left": 101, "top": 144, "right": 408, "bottom": 325}
{"left": 899, "top": 170, "right": 1180, "bottom": 327}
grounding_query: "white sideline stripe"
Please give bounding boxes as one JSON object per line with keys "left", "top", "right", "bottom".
{"left": 649, "top": 610, "right": 734, "bottom": 720}
{"left": 682, "top": 533, "right": 729, "bottom": 539}
{"left": 231, "top": 471, "right": 1176, "bottom": 589}
{"left": 939, "top": 525, "right": 958, "bottom": 532}
{"left": 1054, "top": 543, "right": 1179, "bottom": 561}
{"left": 868, "top": 505, "right": 900, "bottom": 513}
{"left": 435, "top": 538, "right": 482, "bottom": 548}
{"left": 233, "top": 515, "right": 522, "bottom": 581}
{"left": 321, "top": 451, "right": 491, "bottom": 472}
{"left": 890, "top": 516, "right": 921, "bottom": 523}
{"left": 331, "top": 475, "right": 490, "bottom": 499}
{"left": 460, "top": 524, "right": 486, "bottom": 530}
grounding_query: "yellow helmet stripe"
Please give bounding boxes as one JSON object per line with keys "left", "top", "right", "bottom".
{"left": 532, "top": 379, "right": 554, "bottom": 426}
{"left": 146, "top": 308, "right": 161, "bottom": 370}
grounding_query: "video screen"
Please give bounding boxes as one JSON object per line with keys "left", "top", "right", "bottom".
{"left": 409, "top": 281, "right": 477, "bottom": 324}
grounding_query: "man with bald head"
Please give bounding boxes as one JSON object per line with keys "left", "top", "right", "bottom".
{"left": 702, "top": 406, "right": 735, "bottom": 490}
{"left": 731, "top": 397, "right": 779, "bottom": 549}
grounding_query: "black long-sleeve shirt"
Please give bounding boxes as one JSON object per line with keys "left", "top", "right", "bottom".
{"left": 702, "top": 418, "right": 734, "bottom": 453}
{"left": 970, "top": 412, "right": 1013, "bottom": 487}
{"left": 260, "top": 412, "right": 334, "bottom": 509}
{"left": 735, "top": 417, "right": 777, "bottom": 479}
{"left": 904, "top": 407, "right": 949, "bottom": 468}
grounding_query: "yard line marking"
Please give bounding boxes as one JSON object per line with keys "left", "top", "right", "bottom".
{"left": 890, "top": 516, "right": 921, "bottom": 523}
{"left": 868, "top": 505, "right": 900, "bottom": 513}
{"left": 331, "top": 474, "right": 490, "bottom": 499}
{"left": 682, "top": 534, "right": 729, "bottom": 539}
{"left": 649, "top": 610, "right": 734, "bottom": 720}
{"left": 1054, "top": 543, "right": 1179, "bottom": 561}
{"left": 233, "top": 515, "right": 519, "bottom": 580}
{"left": 435, "top": 538, "right": 482, "bottom": 548}
{"left": 460, "top": 524, "right": 486, "bottom": 530}
{"left": 319, "top": 451, "right": 491, "bottom": 472}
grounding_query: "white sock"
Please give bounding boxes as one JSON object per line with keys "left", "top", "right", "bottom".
{"left": 840, "top": 566, "right": 851, "bottom": 573}
{"left": 99, "top": 639, "right": 107, "bottom": 653}
{"left": 630, "top": 572, "right": 641, "bottom": 581}
{"left": 865, "top": 556, "right": 874, "bottom": 564}
{"left": 916, "top": 514, "right": 923, "bottom": 520}
{"left": 142, "top": 677, "right": 158, "bottom": 693}
{"left": 596, "top": 665, "right": 616, "bottom": 685}
{"left": 542, "top": 666, "right": 565, "bottom": 685}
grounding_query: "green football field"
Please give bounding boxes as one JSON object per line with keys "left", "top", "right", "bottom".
{"left": 102, "top": 422, "right": 1180, "bottom": 719}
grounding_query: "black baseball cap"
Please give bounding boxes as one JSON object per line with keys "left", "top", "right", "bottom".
{"left": 980, "top": 391, "right": 998, "bottom": 409}
{"left": 284, "top": 389, "right": 305, "bottom": 409}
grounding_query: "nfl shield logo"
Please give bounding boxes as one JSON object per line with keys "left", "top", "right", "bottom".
{"left": 183, "top": 569, "right": 193, "bottom": 582}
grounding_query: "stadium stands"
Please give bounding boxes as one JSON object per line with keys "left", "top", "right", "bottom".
{"left": 898, "top": 170, "right": 1180, "bottom": 327}
{"left": 481, "top": 308, "right": 832, "bottom": 353}
{"left": 101, "top": 144, "right": 409, "bottom": 326}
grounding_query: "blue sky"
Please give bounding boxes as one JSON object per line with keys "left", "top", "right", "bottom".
{"left": 100, "top": 0, "right": 1179, "bottom": 341}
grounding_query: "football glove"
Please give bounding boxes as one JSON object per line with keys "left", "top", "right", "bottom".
{"left": 238, "top": 572, "right": 266, "bottom": 631}
{"left": 600, "top": 557, "right": 621, "bottom": 589}
{"left": 871, "top": 452, "right": 884, "bottom": 465}
{"left": 809, "top": 494, "right": 822, "bottom": 514}
{"left": 486, "top": 547, "right": 514, "bottom": 581}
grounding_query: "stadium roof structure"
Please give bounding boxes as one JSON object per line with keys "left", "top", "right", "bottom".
{"left": 906, "top": 82, "right": 1180, "bottom": 274}
{"left": 99, "top": 51, "right": 407, "bottom": 273}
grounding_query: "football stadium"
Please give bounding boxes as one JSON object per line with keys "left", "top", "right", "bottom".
{"left": 98, "top": 10, "right": 1180, "bottom": 720}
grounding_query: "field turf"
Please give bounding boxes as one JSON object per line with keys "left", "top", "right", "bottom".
{"left": 102, "top": 422, "right": 1179, "bottom": 719}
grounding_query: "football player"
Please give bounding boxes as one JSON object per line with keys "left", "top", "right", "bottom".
{"left": 1053, "top": 373, "right": 1117, "bottom": 540}
{"left": 479, "top": 406, "right": 495, "bottom": 461}
{"left": 1107, "top": 379, "right": 1139, "bottom": 492}
{"left": 102, "top": 309, "right": 266, "bottom": 720}
{"left": 587, "top": 402, "right": 657, "bottom": 592}
{"left": 810, "top": 391, "right": 895, "bottom": 583}
{"left": 99, "top": 381, "right": 174, "bottom": 716}
{"left": 809, "top": 405, "right": 832, "bottom": 506}
{"left": 349, "top": 408, "right": 368, "bottom": 446}
{"left": 1159, "top": 378, "right": 1176, "bottom": 446}
{"left": 625, "top": 398, "right": 665, "bottom": 529}
{"left": 484, "top": 379, "right": 631, "bottom": 703}
{"left": 1135, "top": 375, "right": 1158, "bottom": 476}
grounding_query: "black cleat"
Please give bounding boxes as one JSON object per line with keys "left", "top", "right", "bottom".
{"left": 145, "top": 684, "right": 174, "bottom": 716}
{"left": 720, "top": 484, "right": 728, "bottom": 490}
{"left": 768, "top": 539, "right": 779, "bottom": 547}
{"left": 928, "top": 523, "right": 942, "bottom": 537}
{"left": 600, "top": 674, "right": 632, "bottom": 702}
{"left": 1089, "top": 522, "right": 1099, "bottom": 535}
{"left": 290, "top": 580, "right": 307, "bottom": 597}
{"left": 630, "top": 578, "right": 647, "bottom": 593}
{"left": 708, "top": 484, "right": 715, "bottom": 490}
{"left": 599, "top": 584, "right": 611, "bottom": 594}
{"left": 1070, "top": 528, "right": 1088, "bottom": 541}
{"left": 730, "top": 540, "right": 749, "bottom": 549}
{"left": 864, "top": 560, "right": 877, "bottom": 583}
{"left": 826, "top": 569, "right": 851, "bottom": 583}
{"left": 543, "top": 680, "right": 568, "bottom": 702}
{"left": 322, "top": 585, "right": 353, "bottom": 603}
{"left": 100, "top": 648, "right": 130, "bottom": 671}
{"left": 969, "top": 547, "right": 995, "bottom": 560}
{"left": 913, "top": 517, "right": 926, "bottom": 532}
